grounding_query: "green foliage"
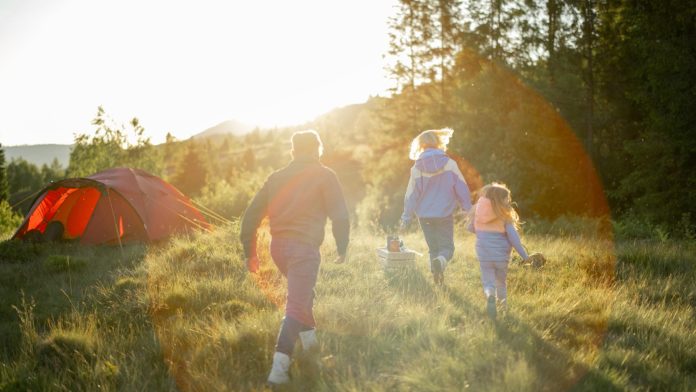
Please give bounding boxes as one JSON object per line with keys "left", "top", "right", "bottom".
{"left": 195, "top": 171, "right": 267, "bottom": 220}
{"left": 524, "top": 215, "right": 611, "bottom": 238}
{"left": 0, "top": 201, "right": 22, "bottom": 240}
{"left": 67, "top": 106, "right": 162, "bottom": 177}
{"left": 240, "top": 148, "right": 255, "bottom": 171}
{"left": 39, "top": 158, "right": 65, "bottom": 185}
{"left": 4, "top": 157, "right": 66, "bottom": 215}
{"left": 0, "top": 143, "right": 8, "bottom": 202}
{"left": 170, "top": 140, "right": 208, "bottom": 197}
{"left": 590, "top": 1, "right": 694, "bottom": 233}
{"left": 6, "top": 158, "right": 44, "bottom": 214}
{"left": 373, "top": 0, "right": 693, "bottom": 231}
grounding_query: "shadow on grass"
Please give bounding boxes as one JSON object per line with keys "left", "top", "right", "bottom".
{"left": 616, "top": 242, "right": 696, "bottom": 281}
{"left": 383, "top": 266, "right": 437, "bottom": 300}
{"left": 492, "top": 313, "right": 621, "bottom": 392}
{"left": 442, "top": 285, "right": 484, "bottom": 319}
{"left": 0, "top": 240, "right": 148, "bottom": 360}
{"left": 605, "top": 316, "right": 696, "bottom": 379}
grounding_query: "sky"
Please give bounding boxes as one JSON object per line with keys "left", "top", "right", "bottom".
{"left": 0, "top": 0, "right": 396, "bottom": 146}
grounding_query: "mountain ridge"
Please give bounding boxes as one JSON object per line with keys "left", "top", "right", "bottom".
{"left": 3, "top": 144, "right": 72, "bottom": 167}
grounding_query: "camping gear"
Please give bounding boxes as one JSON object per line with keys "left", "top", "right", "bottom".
{"left": 376, "top": 247, "right": 417, "bottom": 269}
{"left": 12, "top": 167, "right": 209, "bottom": 244}
{"left": 386, "top": 234, "right": 404, "bottom": 252}
{"left": 376, "top": 236, "right": 418, "bottom": 269}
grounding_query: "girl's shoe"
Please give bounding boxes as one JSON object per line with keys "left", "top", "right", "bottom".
{"left": 486, "top": 295, "right": 497, "bottom": 320}
{"left": 430, "top": 257, "right": 442, "bottom": 274}
{"left": 434, "top": 271, "right": 444, "bottom": 285}
{"left": 431, "top": 256, "right": 446, "bottom": 285}
{"left": 498, "top": 298, "right": 508, "bottom": 315}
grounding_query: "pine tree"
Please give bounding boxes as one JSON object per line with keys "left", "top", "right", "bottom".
{"left": 0, "top": 144, "right": 9, "bottom": 202}
{"left": 386, "top": 0, "right": 434, "bottom": 131}
{"left": 6, "top": 158, "right": 43, "bottom": 213}
{"left": 40, "top": 158, "right": 65, "bottom": 184}
{"left": 428, "top": 0, "right": 463, "bottom": 122}
{"left": 241, "top": 148, "right": 256, "bottom": 171}
{"left": 172, "top": 140, "right": 208, "bottom": 197}
{"left": 464, "top": 0, "right": 529, "bottom": 64}
{"left": 599, "top": 0, "right": 696, "bottom": 229}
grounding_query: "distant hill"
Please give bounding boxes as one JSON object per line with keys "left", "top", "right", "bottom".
{"left": 193, "top": 120, "right": 255, "bottom": 139}
{"left": 0, "top": 120, "right": 254, "bottom": 168}
{"left": 3, "top": 144, "right": 72, "bottom": 167}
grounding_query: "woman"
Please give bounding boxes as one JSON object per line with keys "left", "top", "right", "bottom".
{"left": 400, "top": 128, "right": 472, "bottom": 285}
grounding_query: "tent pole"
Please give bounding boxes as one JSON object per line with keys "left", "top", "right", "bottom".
{"left": 183, "top": 199, "right": 231, "bottom": 224}
{"left": 106, "top": 189, "right": 125, "bottom": 258}
{"left": 10, "top": 187, "right": 46, "bottom": 210}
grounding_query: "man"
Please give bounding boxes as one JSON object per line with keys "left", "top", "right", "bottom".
{"left": 240, "top": 130, "right": 350, "bottom": 385}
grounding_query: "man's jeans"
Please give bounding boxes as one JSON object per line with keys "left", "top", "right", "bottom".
{"left": 419, "top": 216, "right": 455, "bottom": 267}
{"left": 270, "top": 237, "right": 320, "bottom": 355}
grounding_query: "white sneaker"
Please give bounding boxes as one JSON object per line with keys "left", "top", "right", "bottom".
{"left": 267, "top": 352, "right": 290, "bottom": 385}
{"left": 486, "top": 295, "right": 497, "bottom": 320}
{"left": 299, "top": 329, "right": 318, "bottom": 352}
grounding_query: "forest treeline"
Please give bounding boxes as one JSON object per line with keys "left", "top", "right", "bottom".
{"left": 1, "top": 0, "right": 694, "bottom": 239}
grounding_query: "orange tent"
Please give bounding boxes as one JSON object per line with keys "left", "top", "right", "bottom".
{"left": 13, "top": 168, "right": 209, "bottom": 244}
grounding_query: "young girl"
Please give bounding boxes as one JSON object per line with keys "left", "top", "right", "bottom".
{"left": 469, "top": 183, "right": 528, "bottom": 319}
{"left": 401, "top": 128, "right": 472, "bottom": 285}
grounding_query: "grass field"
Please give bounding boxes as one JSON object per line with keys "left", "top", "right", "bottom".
{"left": 0, "top": 223, "right": 694, "bottom": 391}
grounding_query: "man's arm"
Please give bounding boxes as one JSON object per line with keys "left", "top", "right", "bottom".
{"left": 323, "top": 170, "right": 350, "bottom": 257}
{"left": 240, "top": 179, "right": 270, "bottom": 261}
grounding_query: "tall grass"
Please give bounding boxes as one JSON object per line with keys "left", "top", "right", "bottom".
{"left": 0, "top": 223, "right": 694, "bottom": 391}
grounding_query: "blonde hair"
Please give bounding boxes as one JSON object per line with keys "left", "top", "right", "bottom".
{"left": 479, "top": 182, "right": 521, "bottom": 229}
{"left": 291, "top": 130, "right": 323, "bottom": 158}
{"left": 409, "top": 128, "right": 454, "bottom": 160}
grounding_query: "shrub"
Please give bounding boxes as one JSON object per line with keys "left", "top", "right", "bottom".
{"left": 612, "top": 214, "right": 675, "bottom": 241}
{"left": 525, "top": 215, "right": 611, "bottom": 238}
{"left": 36, "top": 331, "right": 96, "bottom": 372}
{"left": 0, "top": 200, "right": 22, "bottom": 240}
{"left": 195, "top": 170, "right": 268, "bottom": 221}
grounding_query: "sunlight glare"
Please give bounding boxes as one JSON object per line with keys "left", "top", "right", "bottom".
{"left": 0, "top": 0, "right": 394, "bottom": 145}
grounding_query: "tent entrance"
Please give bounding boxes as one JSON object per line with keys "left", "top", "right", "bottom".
{"left": 16, "top": 186, "right": 148, "bottom": 244}
{"left": 21, "top": 187, "right": 102, "bottom": 240}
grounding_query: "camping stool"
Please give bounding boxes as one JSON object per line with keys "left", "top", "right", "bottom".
{"left": 375, "top": 247, "right": 417, "bottom": 270}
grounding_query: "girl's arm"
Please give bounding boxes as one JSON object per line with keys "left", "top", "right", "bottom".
{"left": 504, "top": 222, "right": 529, "bottom": 260}
{"left": 401, "top": 166, "right": 421, "bottom": 224}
